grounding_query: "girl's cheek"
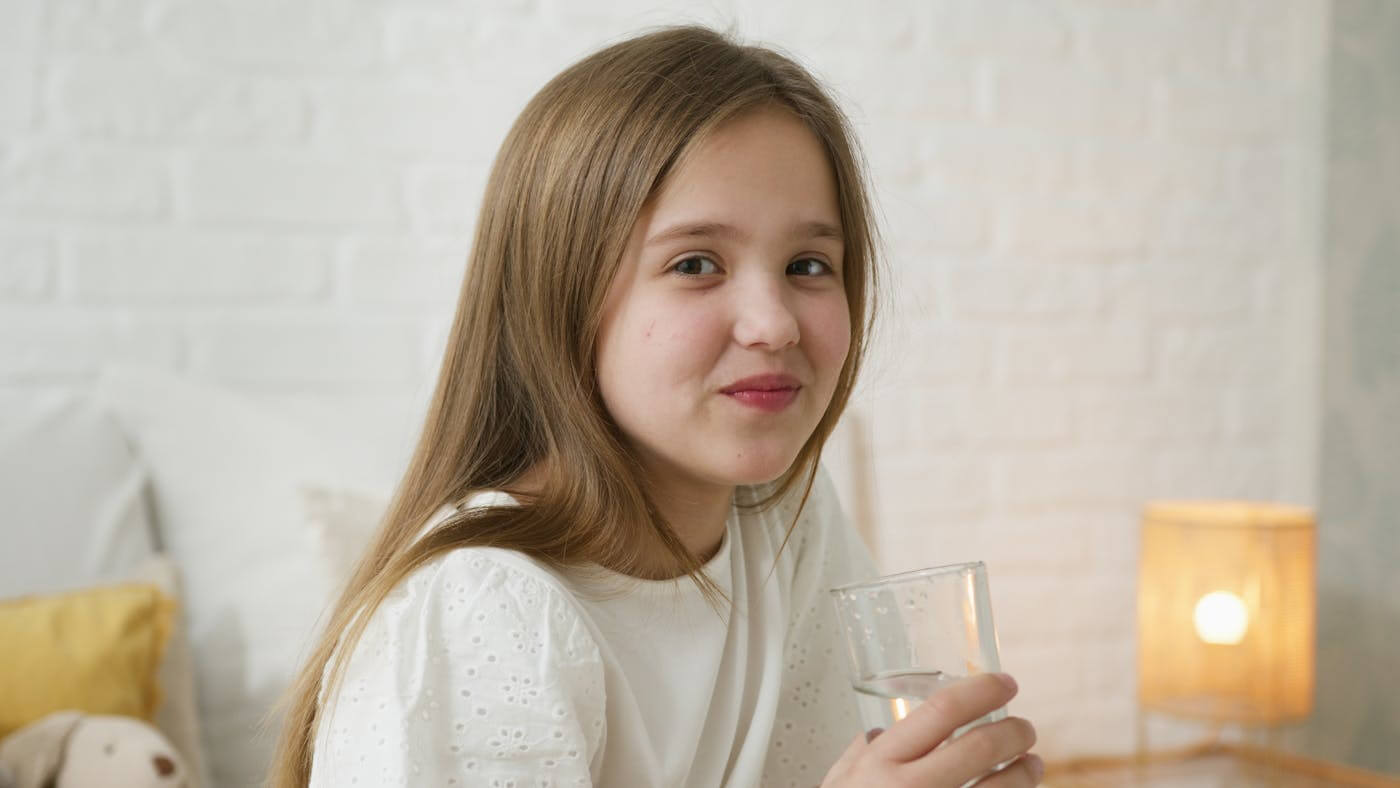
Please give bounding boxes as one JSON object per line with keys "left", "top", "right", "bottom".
{"left": 657, "top": 303, "right": 726, "bottom": 349}
{"left": 805, "top": 296, "right": 852, "bottom": 363}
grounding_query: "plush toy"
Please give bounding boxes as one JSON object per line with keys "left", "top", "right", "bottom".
{"left": 0, "top": 711, "right": 190, "bottom": 788}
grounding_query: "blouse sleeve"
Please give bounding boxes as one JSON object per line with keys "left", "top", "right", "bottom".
{"left": 309, "top": 550, "right": 607, "bottom": 787}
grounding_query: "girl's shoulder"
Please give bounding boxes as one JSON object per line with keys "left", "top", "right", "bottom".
{"left": 411, "top": 490, "right": 550, "bottom": 580}
{"left": 318, "top": 508, "right": 605, "bottom": 718}
{"left": 328, "top": 519, "right": 602, "bottom": 695}
{"left": 315, "top": 503, "right": 608, "bottom": 783}
{"left": 400, "top": 495, "right": 584, "bottom": 622}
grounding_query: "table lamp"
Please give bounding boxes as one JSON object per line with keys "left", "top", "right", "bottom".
{"left": 1042, "top": 501, "right": 1384, "bottom": 782}
{"left": 1137, "top": 500, "right": 1316, "bottom": 726}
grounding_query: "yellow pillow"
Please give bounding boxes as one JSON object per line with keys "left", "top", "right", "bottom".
{"left": 0, "top": 582, "right": 175, "bottom": 739}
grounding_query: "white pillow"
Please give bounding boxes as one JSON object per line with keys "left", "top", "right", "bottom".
{"left": 91, "top": 364, "right": 419, "bottom": 788}
{"left": 0, "top": 391, "right": 157, "bottom": 599}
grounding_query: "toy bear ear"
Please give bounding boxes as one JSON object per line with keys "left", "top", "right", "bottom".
{"left": 0, "top": 711, "right": 84, "bottom": 788}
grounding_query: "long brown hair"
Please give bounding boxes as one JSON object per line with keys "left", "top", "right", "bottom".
{"left": 265, "top": 23, "right": 882, "bottom": 786}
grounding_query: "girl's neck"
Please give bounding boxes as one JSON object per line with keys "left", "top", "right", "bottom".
{"left": 644, "top": 475, "right": 734, "bottom": 566}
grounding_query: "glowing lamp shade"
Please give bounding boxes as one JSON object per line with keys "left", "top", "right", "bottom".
{"left": 1137, "top": 501, "right": 1316, "bottom": 725}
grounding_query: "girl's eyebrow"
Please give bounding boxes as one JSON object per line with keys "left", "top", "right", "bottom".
{"left": 645, "top": 220, "right": 844, "bottom": 247}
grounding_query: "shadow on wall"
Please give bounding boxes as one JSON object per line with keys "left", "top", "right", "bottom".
{"left": 1282, "top": 585, "right": 1400, "bottom": 774}
{"left": 1286, "top": 0, "right": 1400, "bottom": 777}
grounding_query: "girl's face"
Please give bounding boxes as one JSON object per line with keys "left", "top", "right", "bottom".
{"left": 595, "top": 106, "right": 851, "bottom": 491}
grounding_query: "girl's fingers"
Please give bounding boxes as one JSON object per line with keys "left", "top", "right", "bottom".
{"left": 909, "top": 716, "right": 1038, "bottom": 788}
{"left": 821, "top": 730, "right": 869, "bottom": 784}
{"left": 968, "top": 753, "right": 1045, "bottom": 787}
{"left": 868, "top": 673, "right": 1019, "bottom": 763}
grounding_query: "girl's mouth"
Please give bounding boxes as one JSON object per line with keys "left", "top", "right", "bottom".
{"left": 724, "top": 387, "right": 799, "bottom": 412}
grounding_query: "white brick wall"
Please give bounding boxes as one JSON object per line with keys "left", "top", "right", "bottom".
{"left": 0, "top": 0, "right": 1329, "bottom": 767}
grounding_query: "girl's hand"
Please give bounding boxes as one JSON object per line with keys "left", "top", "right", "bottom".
{"left": 820, "top": 673, "right": 1043, "bottom": 787}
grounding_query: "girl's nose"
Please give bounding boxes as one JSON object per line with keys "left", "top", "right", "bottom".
{"left": 732, "top": 280, "right": 800, "bottom": 350}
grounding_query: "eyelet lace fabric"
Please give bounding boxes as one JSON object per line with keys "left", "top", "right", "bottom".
{"left": 309, "top": 466, "right": 878, "bottom": 786}
{"left": 310, "top": 551, "right": 606, "bottom": 787}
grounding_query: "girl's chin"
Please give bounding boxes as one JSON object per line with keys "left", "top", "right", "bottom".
{"left": 721, "top": 452, "right": 804, "bottom": 486}
{"left": 645, "top": 438, "right": 810, "bottom": 489}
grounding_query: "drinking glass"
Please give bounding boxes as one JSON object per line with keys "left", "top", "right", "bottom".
{"left": 830, "top": 562, "right": 1014, "bottom": 779}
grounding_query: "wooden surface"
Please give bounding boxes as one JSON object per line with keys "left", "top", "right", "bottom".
{"left": 1043, "top": 743, "right": 1400, "bottom": 788}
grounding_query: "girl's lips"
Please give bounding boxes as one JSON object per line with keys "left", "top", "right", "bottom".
{"left": 721, "top": 373, "right": 801, "bottom": 393}
{"left": 724, "top": 387, "right": 799, "bottom": 412}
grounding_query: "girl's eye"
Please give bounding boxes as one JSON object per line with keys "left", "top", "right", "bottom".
{"left": 787, "top": 258, "right": 833, "bottom": 277}
{"left": 671, "top": 256, "right": 721, "bottom": 276}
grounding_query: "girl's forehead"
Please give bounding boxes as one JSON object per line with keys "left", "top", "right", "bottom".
{"left": 637, "top": 113, "right": 842, "bottom": 244}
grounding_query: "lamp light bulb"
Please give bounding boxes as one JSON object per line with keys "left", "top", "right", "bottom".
{"left": 1194, "top": 590, "right": 1249, "bottom": 645}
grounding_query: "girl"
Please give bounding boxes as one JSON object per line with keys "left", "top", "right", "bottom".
{"left": 268, "top": 24, "right": 1041, "bottom": 787}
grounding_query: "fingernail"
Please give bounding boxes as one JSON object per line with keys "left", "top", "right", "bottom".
{"left": 1030, "top": 755, "right": 1045, "bottom": 781}
{"left": 995, "top": 672, "right": 1017, "bottom": 692}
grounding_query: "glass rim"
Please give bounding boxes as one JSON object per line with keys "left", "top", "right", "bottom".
{"left": 828, "top": 560, "right": 986, "bottom": 595}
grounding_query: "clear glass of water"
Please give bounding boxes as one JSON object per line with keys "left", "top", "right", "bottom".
{"left": 830, "top": 562, "right": 1013, "bottom": 779}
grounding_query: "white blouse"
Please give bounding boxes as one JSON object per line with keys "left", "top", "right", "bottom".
{"left": 309, "top": 465, "right": 878, "bottom": 787}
